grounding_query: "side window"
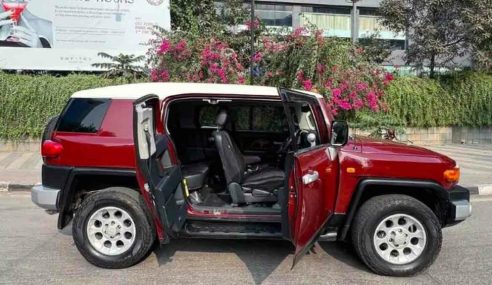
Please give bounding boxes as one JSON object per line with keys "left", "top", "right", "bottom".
{"left": 252, "top": 106, "right": 286, "bottom": 132}
{"left": 198, "top": 105, "right": 219, "bottom": 127}
{"left": 231, "top": 106, "right": 250, "bottom": 130}
{"left": 57, "top": 98, "right": 110, "bottom": 133}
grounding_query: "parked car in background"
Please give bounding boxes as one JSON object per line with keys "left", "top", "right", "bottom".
{"left": 32, "top": 83, "right": 471, "bottom": 276}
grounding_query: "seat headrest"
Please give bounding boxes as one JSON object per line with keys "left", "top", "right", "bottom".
{"left": 216, "top": 109, "right": 228, "bottom": 128}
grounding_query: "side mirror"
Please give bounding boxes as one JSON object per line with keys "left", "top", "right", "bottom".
{"left": 330, "top": 121, "right": 349, "bottom": 147}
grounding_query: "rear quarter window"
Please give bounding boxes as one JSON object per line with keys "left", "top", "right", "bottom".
{"left": 57, "top": 98, "right": 111, "bottom": 133}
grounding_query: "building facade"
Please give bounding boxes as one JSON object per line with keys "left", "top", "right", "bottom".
{"left": 251, "top": 0, "right": 406, "bottom": 51}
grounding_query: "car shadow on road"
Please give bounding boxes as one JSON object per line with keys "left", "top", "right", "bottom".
{"left": 154, "top": 238, "right": 293, "bottom": 284}
{"left": 317, "top": 241, "right": 371, "bottom": 273}
{"left": 154, "top": 238, "right": 372, "bottom": 283}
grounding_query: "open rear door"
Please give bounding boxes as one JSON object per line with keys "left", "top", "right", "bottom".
{"left": 133, "top": 95, "right": 187, "bottom": 242}
{"left": 279, "top": 88, "right": 339, "bottom": 267}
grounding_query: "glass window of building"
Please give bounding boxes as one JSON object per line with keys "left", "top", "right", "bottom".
{"left": 358, "top": 7, "right": 406, "bottom": 46}
{"left": 300, "top": 6, "right": 351, "bottom": 37}
{"left": 255, "top": 4, "right": 293, "bottom": 27}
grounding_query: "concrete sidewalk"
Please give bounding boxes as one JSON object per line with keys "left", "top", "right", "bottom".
{"left": 0, "top": 151, "right": 41, "bottom": 191}
{"left": 0, "top": 144, "right": 491, "bottom": 193}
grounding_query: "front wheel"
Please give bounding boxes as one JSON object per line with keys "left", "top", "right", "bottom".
{"left": 72, "top": 188, "right": 155, "bottom": 268}
{"left": 351, "top": 194, "right": 442, "bottom": 276}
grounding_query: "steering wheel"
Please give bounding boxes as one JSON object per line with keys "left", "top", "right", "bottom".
{"left": 278, "top": 129, "right": 307, "bottom": 154}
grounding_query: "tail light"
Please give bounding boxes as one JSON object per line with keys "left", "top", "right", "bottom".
{"left": 42, "top": 140, "right": 63, "bottom": 158}
{"left": 443, "top": 167, "right": 460, "bottom": 183}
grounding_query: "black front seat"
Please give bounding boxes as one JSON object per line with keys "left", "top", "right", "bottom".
{"left": 213, "top": 110, "right": 285, "bottom": 204}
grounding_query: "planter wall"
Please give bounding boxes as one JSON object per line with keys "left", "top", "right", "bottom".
{"left": 353, "top": 127, "right": 492, "bottom": 145}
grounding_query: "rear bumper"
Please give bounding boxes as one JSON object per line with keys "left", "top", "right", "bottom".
{"left": 31, "top": 184, "right": 60, "bottom": 211}
{"left": 445, "top": 185, "right": 471, "bottom": 226}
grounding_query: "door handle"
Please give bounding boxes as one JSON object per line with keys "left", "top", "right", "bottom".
{"left": 302, "top": 170, "right": 319, "bottom": 185}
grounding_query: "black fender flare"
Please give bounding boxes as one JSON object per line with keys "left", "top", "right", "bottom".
{"left": 338, "top": 178, "right": 449, "bottom": 240}
{"left": 57, "top": 168, "right": 136, "bottom": 229}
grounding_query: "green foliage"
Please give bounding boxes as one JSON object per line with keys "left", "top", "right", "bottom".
{"left": 170, "top": 0, "right": 248, "bottom": 36}
{"left": 353, "top": 72, "right": 492, "bottom": 128}
{"left": 379, "top": 0, "right": 492, "bottom": 77}
{"left": 0, "top": 73, "right": 130, "bottom": 140}
{"left": 0, "top": 71, "right": 490, "bottom": 140}
{"left": 92, "top": 53, "right": 146, "bottom": 81}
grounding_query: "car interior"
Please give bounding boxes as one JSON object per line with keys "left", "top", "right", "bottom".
{"left": 166, "top": 98, "right": 319, "bottom": 213}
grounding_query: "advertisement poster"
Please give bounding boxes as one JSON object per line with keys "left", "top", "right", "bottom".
{"left": 0, "top": 0, "right": 170, "bottom": 70}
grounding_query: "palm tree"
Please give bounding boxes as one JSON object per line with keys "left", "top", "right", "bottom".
{"left": 92, "top": 52, "right": 146, "bottom": 81}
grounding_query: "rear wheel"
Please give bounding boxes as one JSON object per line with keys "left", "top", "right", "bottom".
{"left": 351, "top": 194, "right": 442, "bottom": 276}
{"left": 72, "top": 188, "right": 155, "bottom": 268}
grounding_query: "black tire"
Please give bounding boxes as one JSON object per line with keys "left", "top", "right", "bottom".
{"left": 72, "top": 188, "right": 155, "bottom": 269}
{"left": 351, "top": 194, "right": 442, "bottom": 276}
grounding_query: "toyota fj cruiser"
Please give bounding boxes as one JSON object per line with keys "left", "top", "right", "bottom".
{"left": 32, "top": 82, "right": 471, "bottom": 276}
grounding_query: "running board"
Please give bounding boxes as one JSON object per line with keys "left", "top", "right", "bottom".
{"left": 181, "top": 221, "right": 282, "bottom": 239}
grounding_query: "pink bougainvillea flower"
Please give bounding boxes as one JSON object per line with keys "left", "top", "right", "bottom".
{"left": 160, "top": 70, "right": 170, "bottom": 82}
{"left": 366, "top": 91, "right": 379, "bottom": 111}
{"left": 384, "top": 72, "right": 394, "bottom": 81}
{"left": 150, "top": 69, "right": 159, "bottom": 82}
{"left": 302, "top": 79, "right": 313, "bottom": 91}
{"left": 338, "top": 100, "right": 352, "bottom": 110}
{"left": 316, "top": 63, "right": 326, "bottom": 75}
{"left": 296, "top": 70, "right": 305, "bottom": 81}
{"left": 252, "top": 51, "right": 263, "bottom": 63}
{"left": 331, "top": 88, "right": 342, "bottom": 98}
{"left": 245, "top": 18, "right": 260, "bottom": 30}
{"left": 353, "top": 99, "right": 364, "bottom": 110}
{"left": 383, "top": 72, "right": 394, "bottom": 85}
{"left": 356, "top": 82, "right": 368, "bottom": 91}
{"left": 174, "top": 39, "right": 187, "bottom": 52}
{"left": 157, "top": 39, "right": 171, "bottom": 55}
{"left": 292, "top": 27, "right": 307, "bottom": 38}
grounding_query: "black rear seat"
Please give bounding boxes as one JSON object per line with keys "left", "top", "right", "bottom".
{"left": 182, "top": 162, "right": 209, "bottom": 191}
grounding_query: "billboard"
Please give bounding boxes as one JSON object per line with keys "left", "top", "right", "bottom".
{"left": 0, "top": 0, "right": 170, "bottom": 70}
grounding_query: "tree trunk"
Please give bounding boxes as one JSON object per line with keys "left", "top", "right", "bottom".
{"left": 429, "top": 54, "right": 436, "bottom": 78}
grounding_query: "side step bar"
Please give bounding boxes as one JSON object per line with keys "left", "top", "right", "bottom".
{"left": 180, "top": 221, "right": 283, "bottom": 239}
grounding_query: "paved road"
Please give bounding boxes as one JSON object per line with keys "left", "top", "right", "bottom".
{"left": 0, "top": 192, "right": 491, "bottom": 285}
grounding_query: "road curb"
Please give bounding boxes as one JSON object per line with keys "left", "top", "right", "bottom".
{"left": 1, "top": 182, "right": 491, "bottom": 195}
{"left": 0, "top": 182, "right": 35, "bottom": 192}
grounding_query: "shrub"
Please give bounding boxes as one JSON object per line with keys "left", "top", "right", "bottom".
{"left": 0, "top": 73, "right": 130, "bottom": 140}
{"left": 353, "top": 72, "right": 492, "bottom": 128}
{"left": 149, "top": 26, "right": 394, "bottom": 117}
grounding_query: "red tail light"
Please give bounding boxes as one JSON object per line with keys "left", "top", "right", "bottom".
{"left": 42, "top": 140, "right": 63, "bottom": 158}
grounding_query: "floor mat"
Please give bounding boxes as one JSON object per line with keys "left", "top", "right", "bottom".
{"left": 200, "top": 193, "right": 229, "bottom": 207}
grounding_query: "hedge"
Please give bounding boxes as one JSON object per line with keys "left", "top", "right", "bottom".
{"left": 0, "top": 73, "right": 130, "bottom": 140}
{"left": 353, "top": 72, "right": 492, "bottom": 129}
{"left": 0, "top": 71, "right": 491, "bottom": 140}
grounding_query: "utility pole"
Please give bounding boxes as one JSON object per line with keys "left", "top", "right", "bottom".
{"left": 249, "top": 0, "right": 255, "bottom": 85}
{"left": 350, "top": 0, "right": 360, "bottom": 44}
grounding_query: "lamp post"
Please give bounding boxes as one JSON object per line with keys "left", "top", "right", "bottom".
{"left": 249, "top": 0, "right": 255, "bottom": 85}
{"left": 349, "top": 0, "right": 360, "bottom": 44}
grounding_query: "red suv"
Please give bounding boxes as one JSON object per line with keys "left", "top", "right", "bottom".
{"left": 31, "top": 83, "right": 471, "bottom": 276}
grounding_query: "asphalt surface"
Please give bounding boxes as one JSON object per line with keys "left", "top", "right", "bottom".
{"left": 0, "top": 192, "right": 491, "bottom": 285}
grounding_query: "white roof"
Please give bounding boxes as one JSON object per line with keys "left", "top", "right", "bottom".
{"left": 71, "top": 82, "right": 323, "bottom": 100}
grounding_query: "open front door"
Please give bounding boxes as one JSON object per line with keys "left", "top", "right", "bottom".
{"left": 133, "top": 95, "right": 187, "bottom": 242}
{"left": 279, "top": 88, "right": 339, "bottom": 267}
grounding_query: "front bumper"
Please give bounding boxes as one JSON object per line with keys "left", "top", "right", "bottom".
{"left": 445, "top": 185, "right": 471, "bottom": 225}
{"left": 31, "top": 184, "right": 60, "bottom": 211}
